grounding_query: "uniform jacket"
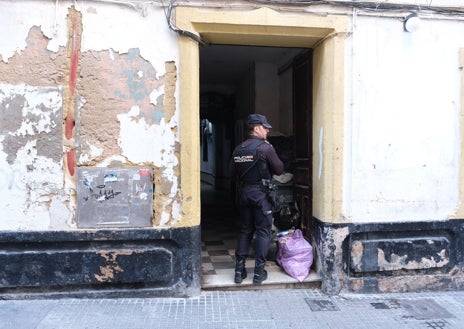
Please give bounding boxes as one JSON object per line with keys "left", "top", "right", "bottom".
{"left": 230, "top": 136, "right": 284, "bottom": 184}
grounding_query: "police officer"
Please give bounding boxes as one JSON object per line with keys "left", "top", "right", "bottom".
{"left": 230, "top": 114, "right": 284, "bottom": 284}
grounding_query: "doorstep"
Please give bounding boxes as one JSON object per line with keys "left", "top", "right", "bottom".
{"left": 202, "top": 262, "right": 321, "bottom": 291}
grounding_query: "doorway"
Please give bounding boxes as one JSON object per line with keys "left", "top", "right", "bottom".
{"left": 199, "top": 44, "right": 316, "bottom": 288}
{"left": 176, "top": 5, "right": 348, "bottom": 292}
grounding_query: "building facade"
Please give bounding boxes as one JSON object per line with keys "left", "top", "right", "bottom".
{"left": 0, "top": 0, "right": 464, "bottom": 298}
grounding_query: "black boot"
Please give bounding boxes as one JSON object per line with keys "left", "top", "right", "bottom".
{"left": 253, "top": 264, "right": 268, "bottom": 285}
{"left": 234, "top": 259, "right": 247, "bottom": 284}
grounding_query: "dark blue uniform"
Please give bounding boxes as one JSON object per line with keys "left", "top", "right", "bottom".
{"left": 230, "top": 136, "right": 284, "bottom": 277}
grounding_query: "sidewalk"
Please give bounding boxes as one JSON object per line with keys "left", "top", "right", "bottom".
{"left": 1, "top": 288, "right": 463, "bottom": 329}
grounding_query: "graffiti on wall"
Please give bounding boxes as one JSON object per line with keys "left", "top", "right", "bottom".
{"left": 77, "top": 167, "right": 153, "bottom": 228}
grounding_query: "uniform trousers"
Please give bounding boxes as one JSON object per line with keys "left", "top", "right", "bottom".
{"left": 235, "top": 185, "right": 273, "bottom": 266}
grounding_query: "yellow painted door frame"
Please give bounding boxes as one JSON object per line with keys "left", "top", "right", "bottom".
{"left": 176, "top": 6, "right": 349, "bottom": 226}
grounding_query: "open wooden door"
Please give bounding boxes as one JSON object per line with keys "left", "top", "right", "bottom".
{"left": 293, "top": 50, "right": 313, "bottom": 238}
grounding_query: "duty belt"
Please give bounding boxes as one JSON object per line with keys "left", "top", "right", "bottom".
{"left": 240, "top": 181, "right": 261, "bottom": 187}
{"left": 240, "top": 179, "right": 274, "bottom": 188}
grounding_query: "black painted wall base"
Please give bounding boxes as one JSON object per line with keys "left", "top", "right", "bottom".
{"left": 0, "top": 226, "right": 201, "bottom": 299}
{"left": 312, "top": 218, "right": 464, "bottom": 294}
{"left": 4, "top": 218, "right": 462, "bottom": 298}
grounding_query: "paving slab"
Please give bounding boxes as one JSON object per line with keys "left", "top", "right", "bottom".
{"left": 1, "top": 288, "right": 464, "bottom": 329}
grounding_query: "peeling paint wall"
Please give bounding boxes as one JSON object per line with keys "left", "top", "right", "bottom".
{"left": 0, "top": 83, "right": 67, "bottom": 229}
{"left": 0, "top": 1, "right": 180, "bottom": 230}
{"left": 314, "top": 220, "right": 464, "bottom": 294}
{"left": 1, "top": 0, "right": 464, "bottom": 231}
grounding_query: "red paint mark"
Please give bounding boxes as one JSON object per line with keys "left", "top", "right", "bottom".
{"left": 65, "top": 12, "right": 79, "bottom": 140}
{"left": 69, "top": 14, "right": 79, "bottom": 94}
{"left": 64, "top": 9, "right": 80, "bottom": 178}
{"left": 65, "top": 116, "right": 75, "bottom": 140}
{"left": 67, "top": 150, "right": 75, "bottom": 176}
{"left": 139, "top": 169, "right": 151, "bottom": 176}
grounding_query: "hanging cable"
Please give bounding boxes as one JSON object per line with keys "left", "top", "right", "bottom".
{"left": 161, "top": 0, "right": 209, "bottom": 46}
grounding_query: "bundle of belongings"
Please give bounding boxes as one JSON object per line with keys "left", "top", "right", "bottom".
{"left": 269, "top": 172, "right": 299, "bottom": 231}
{"left": 276, "top": 229, "right": 313, "bottom": 282}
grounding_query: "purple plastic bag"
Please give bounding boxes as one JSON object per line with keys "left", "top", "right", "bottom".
{"left": 276, "top": 229, "right": 313, "bottom": 282}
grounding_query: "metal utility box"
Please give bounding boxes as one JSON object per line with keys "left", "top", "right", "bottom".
{"left": 77, "top": 167, "right": 153, "bottom": 228}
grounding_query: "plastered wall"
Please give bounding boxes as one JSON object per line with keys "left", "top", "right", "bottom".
{"left": 2, "top": 0, "right": 464, "bottom": 232}
{"left": 0, "top": 1, "right": 184, "bottom": 230}
{"left": 345, "top": 15, "right": 464, "bottom": 222}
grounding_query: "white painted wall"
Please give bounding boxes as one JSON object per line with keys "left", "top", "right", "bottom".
{"left": 345, "top": 15, "right": 464, "bottom": 222}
